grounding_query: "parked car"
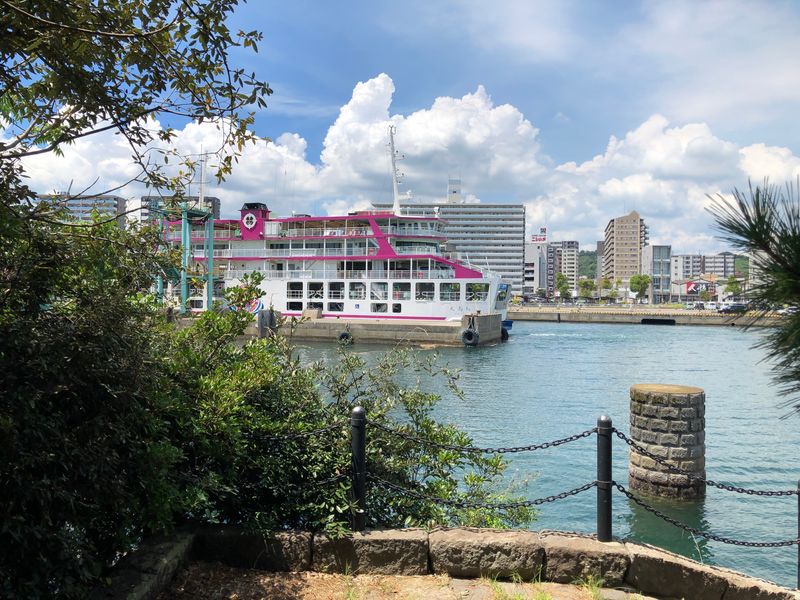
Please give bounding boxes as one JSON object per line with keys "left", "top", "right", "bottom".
{"left": 719, "top": 303, "right": 748, "bottom": 314}
{"left": 777, "top": 305, "right": 799, "bottom": 315}
{"left": 706, "top": 302, "right": 718, "bottom": 310}
{"left": 693, "top": 302, "right": 705, "bottom": 310}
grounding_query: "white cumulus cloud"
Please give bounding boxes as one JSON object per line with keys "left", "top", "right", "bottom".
{"left": 11, "top": 74, "right": 800, "bottom": 253}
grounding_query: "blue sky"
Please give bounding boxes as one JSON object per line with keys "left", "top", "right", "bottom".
{"left": 17, "top": 0, "right": 800, "bottom": 252}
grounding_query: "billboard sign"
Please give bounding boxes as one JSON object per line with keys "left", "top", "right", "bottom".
{"left": 686, "top": 281, "right": 713, "bottom": 294}
{"left": 531, "top": 226, "right": 547, "bottom": 243}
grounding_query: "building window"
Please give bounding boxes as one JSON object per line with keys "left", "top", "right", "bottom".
{"left": 371, "top": 302, "right": 387, "bottom": 313}
{"left": 287, "top": 301, "right": 302, "bottom": 311}
{"left": 328, "top": 302, "right": 344, "bottom": 312}
{"left": 307, "top": 302, "right": 323, "bottom": 310}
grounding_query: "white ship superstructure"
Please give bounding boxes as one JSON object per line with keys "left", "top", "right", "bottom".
{"left": 165, "top": 204, "right": 510, "bottom": 321}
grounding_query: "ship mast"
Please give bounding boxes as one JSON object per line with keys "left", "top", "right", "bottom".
{"left": 389, "top": 125, "right": 402, "bottom": 215}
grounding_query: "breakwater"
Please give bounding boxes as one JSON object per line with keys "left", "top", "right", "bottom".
{"left": 509, "top": 306, "right": 781, "bottom": 327}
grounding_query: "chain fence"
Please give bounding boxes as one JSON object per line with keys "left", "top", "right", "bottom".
{"left": 369, "top": 473, "right": 597, "bottom": 510}
{"left": 249, "top": 408, "right": 800, "bottom": 584}
{"left": 367, "top": 419, "right": 597, "bottom": 454}
{"left": 613, "top": 428, "right": 800, "bottom": 496}
{"left": 614, "top": 482, "right": 799, "bottom": 548}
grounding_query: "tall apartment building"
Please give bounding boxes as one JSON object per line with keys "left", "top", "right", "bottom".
{"left": 670, "top": 254, "right": 703, "bottom": 281}
{"left": 602, "top": 210, "right": 648, "bottom": 287}
{"left": 547, "top": 241, "right": 579, "bottom": 295}
{"left": 373, "top": 194, "right": 526, "bottom": 294}
{"left": 641, "top": 245, "right": 672, "bottom": 304}
{"left": 523, "top": 242, "right": 548, "bottom": 296}
{"left": 35, "top": 193, "right": 125, "bottom": 227}
{"left": 671, "top": 252, "right": 736, "bottom": 281}
{"left": 139, "top": 195, "right": 221, "bottom": 222}
{"left": 595, "top": 241, "right": 604, "bottom": 284}
{"left": 702, "top": 251, "right": 737, "bottom": 278}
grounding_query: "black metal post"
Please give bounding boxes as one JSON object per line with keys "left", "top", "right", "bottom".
{"left": 597, "top": 415, "right": 613, "bottom": 542}
{"left": 350, "top": 406, "right": 367, "bottom": 531}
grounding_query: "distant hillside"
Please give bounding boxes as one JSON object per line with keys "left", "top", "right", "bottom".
{"left": 579, "top": 250, "right": 597, "bottom": 278}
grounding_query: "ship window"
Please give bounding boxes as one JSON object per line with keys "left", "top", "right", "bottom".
{"left": 287, "top": 301, "right": 303, "bottom": 311}
{"left": 370, "top": 282, "right": 388, "bottom": 300}
{"left": 371, "top": 302, "right": 388, "bottom": 313}
{"left": 328, "top": 282, "right": 345, "bottom": 299}
{"left": 287, "top": 282, "right": 303, "bottom": 299}
{"left": 328, "top": 302, "right": 344, "bottom": 312}
{"left": 392, "top": 282, "right": 411, "bottom": 300}
{"left": 392, "top": 303, "right": 402, "bottom": 313}
{"left": 466, "top": 283, "right": 490, "bottom": 301}
{"left": 416, "top": 282, "right": 434, "bottom": 300}
{"left": 308, "top": 282, "right": 324, "bottom": 299}
{"left": 440, "top": 282, "right": 461, "bottom": 302}
{"left": 307, "top": 302, "right": 323, "bottom": 310}
{"left": 349, "top": 282, "right": 366, "bottom": 300}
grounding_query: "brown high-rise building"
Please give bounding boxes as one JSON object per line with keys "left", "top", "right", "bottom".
{"left": 602, "top": 210, "right": 648, "bottom": 287}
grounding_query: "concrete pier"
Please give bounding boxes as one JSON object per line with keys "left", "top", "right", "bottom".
{"left": 629, "top": 384, "right": 706, "bottom": 499}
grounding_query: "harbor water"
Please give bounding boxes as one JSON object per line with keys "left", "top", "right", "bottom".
{"left": 297, "top": 321, "right": 799, "bottom": 588}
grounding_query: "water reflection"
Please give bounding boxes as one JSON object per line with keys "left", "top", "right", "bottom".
{"left": 622, "top": 492, "right": 714, "bottom": 564}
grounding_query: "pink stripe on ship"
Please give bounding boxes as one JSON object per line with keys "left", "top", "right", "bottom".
{"left": 281, "top": 312, "right": 446, "bottom": 321}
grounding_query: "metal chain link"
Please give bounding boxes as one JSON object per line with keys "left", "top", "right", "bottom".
{"left": 613, "top": 429, "right": 800, "bottom": 496}
{"left": 367, "top": 419, "right": 597, "bottom": 454}
{"left": 255, "top": 422, "right": 345, "bottom": 442}
{"left": 368, "top": 473, "right": 596, "bottom": 510}
{"left": 614, "top": 482, "right": 800, "bottom": 547}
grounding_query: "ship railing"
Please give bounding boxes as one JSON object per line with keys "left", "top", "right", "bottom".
{"left": 415, "top": 291, "right": 435, "bottom": 300}
{"left": 280, "top": 227, "right": 371, "bottom": 238}
{"left": 219, "top": 268, "right": 458, "bottom": 281}
{"left": 328, "top": 290, "right": 345, "bottom": 299}
{"left": 286, "top": 290, "right": 303, "bottom": 299}
{"left": 439, "top": 292, "right": 461, "bottom": 301}
{"left": 195, "top": 247, "right": 380, "bottom": 258}
{"left": 393, "top": 246, "right": 441, "bottom": 255}
{"left": 385, "top": 226, "right": 444, "bottom": 236}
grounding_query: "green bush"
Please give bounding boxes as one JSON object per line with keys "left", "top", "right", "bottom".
{"left": 0, "top": 212, "right": 534, "bottom": 597}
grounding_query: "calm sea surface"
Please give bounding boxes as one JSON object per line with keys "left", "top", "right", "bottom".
{"left": 296, "top": 321, "right": 799, "bottom": 587}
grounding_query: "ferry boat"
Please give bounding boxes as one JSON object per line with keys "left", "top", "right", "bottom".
{"left": 164, "top": 130, "right": 510, "bottom": 321}
{"left": 165, "top": 203, "right": 510, "bottom": 321}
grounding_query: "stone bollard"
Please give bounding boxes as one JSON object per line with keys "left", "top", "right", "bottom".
{"left": 629, "top": 384, "right": 706, "bottom": 499}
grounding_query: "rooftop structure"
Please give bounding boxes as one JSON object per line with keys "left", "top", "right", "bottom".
{"left": 35, "top": 193, "right": 125, "bottom": 227}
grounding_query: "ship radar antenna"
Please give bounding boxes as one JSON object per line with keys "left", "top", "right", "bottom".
{"left": 388, "top": 125, "right": 404, "bottom": 215}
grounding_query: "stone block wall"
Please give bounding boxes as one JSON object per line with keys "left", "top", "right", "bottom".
{"left": 629, "top": 383, "right": 706, "bottom": 499}
{"left": 90, "top": 527, "right": 799, "bottom": 600}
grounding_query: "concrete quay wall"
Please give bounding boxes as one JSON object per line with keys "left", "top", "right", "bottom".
{"left": 509, "top": 307, "right": 781, "bottom": 327}
{"left": 91, "top": 527, "right": 799, "bottom": 599}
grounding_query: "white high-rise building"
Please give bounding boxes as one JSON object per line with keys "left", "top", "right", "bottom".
{"left": 374, "top": 188, "right": 525, "bottom": 294}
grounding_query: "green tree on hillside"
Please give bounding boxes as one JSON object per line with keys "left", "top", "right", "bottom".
{"left": 709, "top": 180, "right": 800, "bottom": 414}
{"left": 578, "top": 250, "right": 597, "bottom": 278}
